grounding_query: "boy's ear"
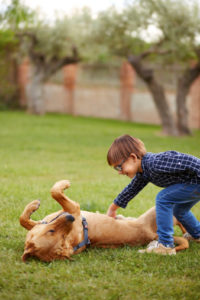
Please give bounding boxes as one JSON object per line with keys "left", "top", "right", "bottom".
{"left": 130, "top": 153, "right": 138, "bottom": 161}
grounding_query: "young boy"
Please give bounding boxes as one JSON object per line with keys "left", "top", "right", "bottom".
{"left": 106, "top": 134, "right": 200, "bottom": 255}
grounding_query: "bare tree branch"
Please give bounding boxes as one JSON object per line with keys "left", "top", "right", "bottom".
{"left": 44, "top": 46, "right": 80, "bottom": 80}
{"left": 139, "top": 39, "right": 171, "bottom": 59}
{"left": 17, "top": 32, "right": 38, "bottom": 46}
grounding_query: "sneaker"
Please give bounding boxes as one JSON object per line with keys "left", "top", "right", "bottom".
{"left": 183, "top": 232, "right": 200, "bottom": 242}
{"left": 138, "top": 240, "right": 176, "bottom": 255}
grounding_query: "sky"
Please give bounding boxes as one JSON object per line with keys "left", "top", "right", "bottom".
{"left": 0, "top": 0, "right": 162, "bottom": 41}
{"left": 1, "top": 0, "right": 198, "bottom": 42}
{"left": 23, "top": 0, "right": 126, "bottom": 16}
{"left": 1, "top": 0, "right": 128, "bottom": 18}
{"left": 1, "top": 0, "right": 199, "bottom": 18}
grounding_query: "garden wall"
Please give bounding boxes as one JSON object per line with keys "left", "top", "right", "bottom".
{"left": 19, "top": 61, "right": 200, "bottom": 129}
{"left": 43, "top": 83, "right": 198, "bottom": 128}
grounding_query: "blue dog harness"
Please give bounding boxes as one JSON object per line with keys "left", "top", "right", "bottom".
{"left": 73, "top": 217, "right": 91, "bottom": 252}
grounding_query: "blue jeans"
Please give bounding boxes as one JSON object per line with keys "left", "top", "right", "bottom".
{"left": 156, "top": 184, "right": 200, "bottom": 247}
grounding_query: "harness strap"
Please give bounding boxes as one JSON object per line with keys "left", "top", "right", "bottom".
{"left": 73, "top": 217, "right": 91, "bottom": 252}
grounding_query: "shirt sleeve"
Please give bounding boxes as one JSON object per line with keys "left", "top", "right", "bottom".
{"left": 114, "top": 174, "right": 148, "bottom": 208}
{"left": 152, "top": 152, "right": 200, "bottom": 177}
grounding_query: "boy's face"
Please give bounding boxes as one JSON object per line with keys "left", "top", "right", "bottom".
{"left": 113, "top": 154, "right": 142, "bottom": 178}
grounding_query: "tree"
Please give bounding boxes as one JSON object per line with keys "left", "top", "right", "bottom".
{"left": 18, "top": 7, "right": 104, "bottom": 114}
{"left": 0, "top": 0, "right": 33, "bottom": 108}
{"left": 95, "top": 6, "right": 177, "bottom": 135}
{"left": 2, "top": 0, "right": 34, "bottom": 30}
{"left": 0, "top": 29, "right": 19, "bottom": 108}
{"left": 17, "top": 27, "right": 80, "bottom": 115}
{"left": 140, "top": 0, "right": 200, "bottom": 135}
{"left": 2, "top": 1, "right": 98, "bottom": 114}
{"left": 128, "top": 50, "right": 178, "bottom": 136}
{"left": 95, "top": 0, "right": 200, "bottom": 135}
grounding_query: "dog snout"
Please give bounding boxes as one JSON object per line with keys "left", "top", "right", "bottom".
{"left": 66, "top": 214, "right": 75, "bottom": 222}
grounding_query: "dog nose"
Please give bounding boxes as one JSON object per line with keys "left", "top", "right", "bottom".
{"left": 66, "top": 215, "right": 75, "bottom": 222}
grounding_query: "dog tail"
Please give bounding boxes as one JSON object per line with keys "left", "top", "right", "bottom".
{"left": 174, "top": 236, "right": 189, "bottom": 252}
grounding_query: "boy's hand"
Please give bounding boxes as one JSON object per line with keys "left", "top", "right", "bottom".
{"left": 107, "top": 208, "right": 117, "bottom": 218}
{"left": 106, "top": 203, "right": 119, "bottom": 218}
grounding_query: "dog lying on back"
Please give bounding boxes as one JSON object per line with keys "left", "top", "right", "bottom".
{"left": 20, "top": 180, "right": 188, "bottom": 262}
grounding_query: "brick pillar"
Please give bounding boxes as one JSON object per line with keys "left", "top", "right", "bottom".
{"left": 18, "top": 58, "right": 30, "bottom": 107}
{"left": 189, "top": 76, "right": 200, "bottom": 129}
{"left": 63, "top": 64, "right": 77, "bottom": 115}
{"left": 120, "top": 61, "right": 135, "bottom": 121}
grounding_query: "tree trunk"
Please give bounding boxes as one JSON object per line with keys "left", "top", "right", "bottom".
{"left": 147, "top": 77, "right": 177, "bottom": 135}
{"left": 176, "top": 78, "right": 191, "bottom": 135}
{"left": 176, "top": 63, "right": 200, "bottom": 135}
{"left": 26, "top": 69, "right": 45, "bottom": 115}
{"left": 129, "top": 56, "right": 178, "bottom": 136}
{"left": 21, "top": 32, "right": 80, "bottom": 115}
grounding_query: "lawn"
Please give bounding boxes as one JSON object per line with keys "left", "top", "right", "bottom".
{"left": 0, "top": 111, "right": 200, "bottom": 300}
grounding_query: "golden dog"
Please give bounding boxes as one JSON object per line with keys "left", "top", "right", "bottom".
{"left": 20, "top": 180, "right": 188, "bottom": 262}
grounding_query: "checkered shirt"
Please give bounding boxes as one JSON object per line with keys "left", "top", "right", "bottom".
{"left": 114, "top": 151, "right": 200, "bottom": 208}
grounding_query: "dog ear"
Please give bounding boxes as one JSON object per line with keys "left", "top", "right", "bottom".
{"left": 22, "top": 245, "right": 35, "bottom": 262}
{"left": 22, "top": 250, "right": 32, "bottom": 262}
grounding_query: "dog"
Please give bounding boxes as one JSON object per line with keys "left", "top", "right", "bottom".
{"left": 20, "top": 180, "right": 189, "bottom": 262}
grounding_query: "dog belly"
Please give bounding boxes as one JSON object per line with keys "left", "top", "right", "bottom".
{"left": 81, "top": 211, "right": 153, "bottom": 247}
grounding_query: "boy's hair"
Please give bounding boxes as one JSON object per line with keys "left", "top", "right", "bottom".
{"left": 107, "top": 134, "right": 147, "bottom": 165}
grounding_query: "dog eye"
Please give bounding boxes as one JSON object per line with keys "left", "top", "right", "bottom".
{"left": 48, "top": 229, "right": 55, "bottom": 233}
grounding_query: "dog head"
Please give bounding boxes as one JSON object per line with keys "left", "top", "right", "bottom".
{"left": 22, "top": 212, "right": 76, "bottom": 262}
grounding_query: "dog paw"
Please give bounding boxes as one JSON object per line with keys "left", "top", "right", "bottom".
{"left": 51, "top": 180, "right": 70, "bottom": 193}
{"left": 28, "top": 200, "right": 40, "bottom": 213}
{"left": 62, "top": 180, "right": 70, "bottom": 189}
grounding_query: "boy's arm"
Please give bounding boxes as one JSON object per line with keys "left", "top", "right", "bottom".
{"left": 107, "top": 175, "right": 148, "bottom": 216}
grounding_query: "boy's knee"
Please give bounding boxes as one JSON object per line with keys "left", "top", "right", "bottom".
{"left": 156, "top": 189, "right": 166, "bottom": 204}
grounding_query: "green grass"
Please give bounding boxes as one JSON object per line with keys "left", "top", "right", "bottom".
{"left": 1, "top": 111, "right": 200, "bottom": 300}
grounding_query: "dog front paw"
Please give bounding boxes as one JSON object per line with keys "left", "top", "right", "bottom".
{"left": 28, "top": 200, "right": 40, "bottom": 214}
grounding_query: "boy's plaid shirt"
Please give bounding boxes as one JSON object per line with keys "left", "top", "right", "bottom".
{"left": 114, "top": 151, "right": 200, "bottom": 208}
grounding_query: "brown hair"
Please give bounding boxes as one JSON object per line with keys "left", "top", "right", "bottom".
{"left": 107, "top": 134, "right": 147, "bottom": 165}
